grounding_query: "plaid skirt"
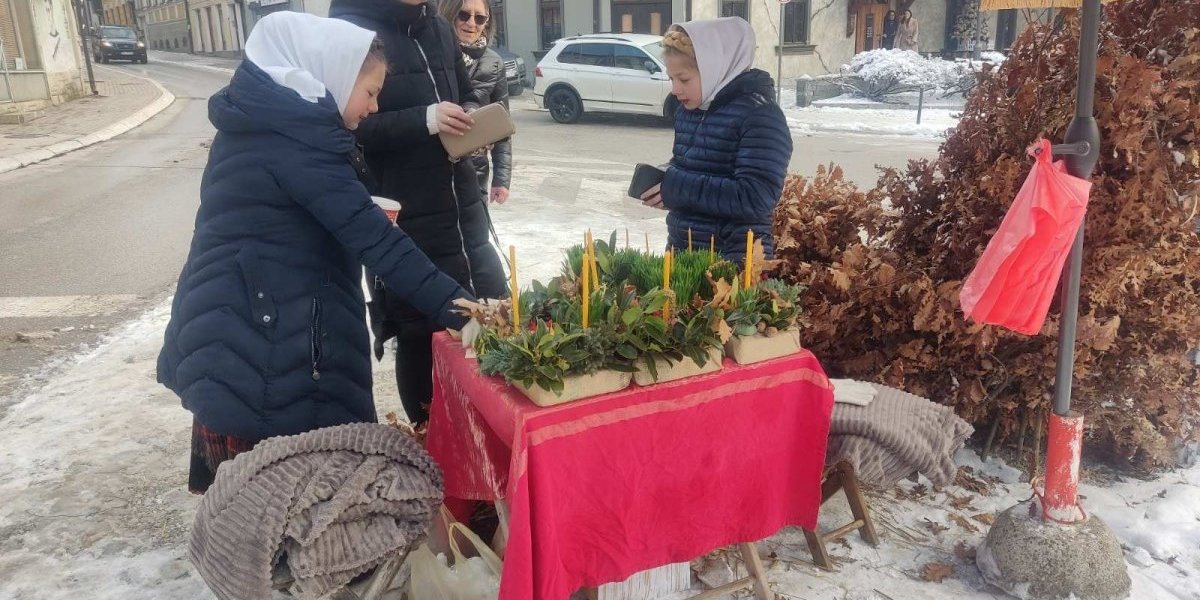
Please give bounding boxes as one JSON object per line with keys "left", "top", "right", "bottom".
{"left": 188, "top": 419, "right": 257, "bottom": 494}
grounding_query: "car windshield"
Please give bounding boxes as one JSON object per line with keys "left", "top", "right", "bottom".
{"left": 643, "top": 42, "right": 664, "bottom": 61}
{"left": 100, "top": 27, "right": 137, "bottom": 40}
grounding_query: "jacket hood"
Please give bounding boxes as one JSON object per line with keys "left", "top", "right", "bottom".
{"left": 708, "top": 69, "right": 777, "bottom": 111}
{"left": 209, "top": 60, "right": 355, "bottom": 156}
{"left": 329, "top": 0, "right": 429, "bottom": 27}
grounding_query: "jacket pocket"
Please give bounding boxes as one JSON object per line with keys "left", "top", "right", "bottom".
{"left": 310, "top": 296, "right": 323, "bottom": 382}
{"left": 235, "top": 246, "right": 277, "bottom": 329}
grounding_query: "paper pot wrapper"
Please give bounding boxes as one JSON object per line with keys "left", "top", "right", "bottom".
{"left": 633, "top": 348, "right": 724, "bottom": 386}
{"left": 725, "top": 328, "right": 802, "bottom": 365}
{"left": 515, "top": 370, "right": 633, "bottom": 407}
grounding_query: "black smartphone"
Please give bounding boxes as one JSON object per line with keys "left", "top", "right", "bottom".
{"left": 627, "top": 163, "right": 666, "bottom": 199}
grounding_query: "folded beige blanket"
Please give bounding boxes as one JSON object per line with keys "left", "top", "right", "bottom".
{"left": 190, "top": 423, "right": 443, "bottom": 600}
{"left": 826, "top": 385, "right": 974, "bottom": 487}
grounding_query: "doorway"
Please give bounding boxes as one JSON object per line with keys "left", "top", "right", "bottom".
{"left": 855, "top": 2, "right": 890, "bottom": 53}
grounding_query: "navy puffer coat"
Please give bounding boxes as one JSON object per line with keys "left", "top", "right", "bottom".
{"left": 157, "top": 61, "right": 472, "bottom": 441}
{"left": 661, "top": 69, "right": 793, "bottom": 262}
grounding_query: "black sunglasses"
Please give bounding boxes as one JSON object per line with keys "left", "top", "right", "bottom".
{"left": 457, "top": 10, "right": 489, "bottom": 26}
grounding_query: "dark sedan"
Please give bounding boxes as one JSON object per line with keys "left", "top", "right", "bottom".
{"left": 92, "top": 26, "right": 147, "bottom": 64}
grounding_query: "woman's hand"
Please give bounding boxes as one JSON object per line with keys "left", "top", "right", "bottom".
{"left": 490, "top": 186, "right": 510, "bottom": 205}
{"left": 640, "top": 183, "right": 666, "bottom": 210}
{"left": 435, "top": 102, "right": 474, "bottom": 136}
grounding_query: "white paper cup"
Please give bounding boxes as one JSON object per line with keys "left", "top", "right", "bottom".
{"left": 371, "top": 196, "right": 401, "bottom": 225}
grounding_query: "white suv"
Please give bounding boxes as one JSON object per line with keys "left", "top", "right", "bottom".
{"left": 533, "top": 34, "right": 680, "bottom": 124}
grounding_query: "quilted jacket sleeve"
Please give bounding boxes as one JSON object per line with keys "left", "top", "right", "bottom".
{"left": 660, "top": 102, "right": 792, "bottom": 223}
{"left": 273, "top": 153, "right": 473, "bottom": 330}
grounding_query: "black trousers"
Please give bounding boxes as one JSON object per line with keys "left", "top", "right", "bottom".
{"left": 394, "top": 320, "right": 437, "bottom": 425}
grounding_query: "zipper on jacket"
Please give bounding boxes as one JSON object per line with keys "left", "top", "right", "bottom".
{"left": 310, "top": 297, "right": 323, "bottom": 381}
{"left": 414, "top": 32, "right": 478, "bottom": 296}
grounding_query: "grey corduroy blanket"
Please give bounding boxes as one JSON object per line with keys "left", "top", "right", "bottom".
{"left": 189, "top": 423, "right": 443, "bottom": 600}
{"left": 826, "top": 385, "right": 974, "bottom": 487}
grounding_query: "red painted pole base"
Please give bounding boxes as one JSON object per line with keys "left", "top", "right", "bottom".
{"left": 1041, "top": 412, "right": 1086, "bottom": 524}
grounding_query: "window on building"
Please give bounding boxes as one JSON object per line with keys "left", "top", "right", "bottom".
{"left": 783, "top": 0, "right": 811, "bottom": 45}
{"left": 1, "top": 0, "right": 42, "bottom": 70}
{"left": 538, "top": 0, "right": 560, "bottom": 50}
{"left": 719, "top": 0, "right": 747, "bottom": 20}
{"left": 557, "top": 43, "right": 613, "bottom": 68}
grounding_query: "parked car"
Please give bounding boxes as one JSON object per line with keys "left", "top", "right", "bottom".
{"left": 533, "top": 33, "right": 679, "bottom": 124}
{"left": 494, "top": 46, "right": 528, "bottom": 97}
{"left": 92, "top": 26, "right": 147, "bottom": 64}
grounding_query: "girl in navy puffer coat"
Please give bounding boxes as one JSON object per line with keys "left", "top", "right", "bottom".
{"left": 639, "top": 18, "right": 793, "bottom": 263}
{"left": 156, "top": 13, "right": 474, "bottom": 493}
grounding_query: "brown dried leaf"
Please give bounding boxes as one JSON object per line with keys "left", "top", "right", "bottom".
{"left": 950, "top": 513, "right": 980, "bottom": 533}
{"left": 972, "top": 512, "right": 996, "bottom": 526}
{"left": 922, "top": 518, "right": 950, "bottom": 535}
{"left": 920, "top": 562, "right": 954, "bottom": 583}
{"left": 954, "top": 541, "right": 977, "bottom": 562}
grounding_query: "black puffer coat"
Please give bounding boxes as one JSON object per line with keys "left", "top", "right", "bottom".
{"left": 330, "top": 0, "right": 506, "bottom": 350}
{"left": 157, "top": 62, "right": 471, "bottom": 441}
{"left": 462, "top": 43, "right": 511, "bottom": 192}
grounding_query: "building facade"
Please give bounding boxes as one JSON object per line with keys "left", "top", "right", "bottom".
{"left": 101, "top": 0, "right": 137, "bottom": 27}
{"left": 1, "top": 0, "right": 85, "bottom": 114}
{"left": 138, "top": 0, "right": 190, "bottom": 51}
{"left": 496, "top": 0, "right": 1045, "bottom": 81}
{"left": 187, "top": 0, "right": 244, "bottom": 55}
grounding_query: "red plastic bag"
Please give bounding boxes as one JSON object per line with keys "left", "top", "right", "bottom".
{"left": 960, "top": 139, "right": 1093, "bottom": 335}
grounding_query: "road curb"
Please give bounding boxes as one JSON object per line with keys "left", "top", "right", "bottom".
{"left": 0, "top": 67, "right": 177, "bottom": 176}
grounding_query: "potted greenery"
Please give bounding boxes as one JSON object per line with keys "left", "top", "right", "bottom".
{"left": 723, "top": 279, "right": 806, "bottom": 364}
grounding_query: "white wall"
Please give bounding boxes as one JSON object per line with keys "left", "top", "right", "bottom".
{"left": 506, "top": 0, "right": 539, "bottom": 74}
{"left": 31, "top": 0, "right": 85, "bottom": 102}
{"left": 301, "top": 0, "right": 330, "bottom": 16}
{"left": 563, "top": 0, "right": 592, "bottom": 38}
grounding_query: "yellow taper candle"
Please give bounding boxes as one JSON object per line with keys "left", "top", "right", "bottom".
{"left": 588, "top": 232, "right": 600, "bottom": 292}
{"left": 663, "top": 250, "right": 673, "bottom": 319}
{"left": 509, "top": 245, "right": 519, "bottom": 329}
{"left": 581, "top": 243, "right": 590, "bottom": 328}
{"left": 645, "top": 232, "right": 650, "bottom": 254}
{"left": 744, "top": 230, "right": 754, "bottom": 290}
{"left": 688, "top": 228, "right": 693, "bottom": 251}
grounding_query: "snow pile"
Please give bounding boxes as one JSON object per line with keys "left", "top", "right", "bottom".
{"left": 784, "top": 105, "right": 959, "bottom": 139}
{"left": 979, "top": 51, "right": 1007, "bottom": 64}
{"left": 846, "top": 49, "right": 972, "bottom": 94}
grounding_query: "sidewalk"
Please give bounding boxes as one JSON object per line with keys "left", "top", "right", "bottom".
{"left": 0, "top": 66, "right": 174, "bottom": 174}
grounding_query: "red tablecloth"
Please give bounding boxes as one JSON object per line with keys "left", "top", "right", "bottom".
{"left": 425, "top": 333, "right": 834, "bottom": 600}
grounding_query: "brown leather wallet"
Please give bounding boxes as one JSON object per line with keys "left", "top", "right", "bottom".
{"left": 439, "top": 103, "right": 516, "bottom": 161}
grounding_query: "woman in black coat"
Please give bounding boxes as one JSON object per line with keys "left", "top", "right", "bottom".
{"left": 156, "top": 13, "right": 474, "bottom": 493}
{"left": 438, "top": 0, "right": 512, "bottom": 204}
{"left": 331, "top": 0, "right": 507, "bottom": 425}
{"left": 882, "top": 10, "right": 899, "bottom": 50}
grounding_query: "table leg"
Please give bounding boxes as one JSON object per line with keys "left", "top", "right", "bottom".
{"left": 738, "top": 543, "right": 772, "bottom": 600}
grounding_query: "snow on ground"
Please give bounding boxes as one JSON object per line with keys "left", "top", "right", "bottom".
{"left": 778, "top": 88, "right": 961, "bottom": 140}
{"left": 3, "top": 308, "right": 1196, "bottom": 600}
{"left": 784, "top": 105, "right": 960, "bottom": 140}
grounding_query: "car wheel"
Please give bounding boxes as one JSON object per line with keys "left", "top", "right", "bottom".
{"left": 546, "top": 88, "right": 582, "bottom": 124}
{"left": 508, "top": 83, "right": 524, "bottom": 98}
{"left": 663, "top": 95, "right": 680, "bottom": 122}
{"left": 140, "top": 57, "right": 148, "bottom": 64}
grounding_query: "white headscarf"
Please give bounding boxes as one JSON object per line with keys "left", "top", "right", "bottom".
{"left": 676, "top": 17, "right": 756, "bottom": 110}
{"left": 244, "top": 11, "right": 376, "bottom": 114}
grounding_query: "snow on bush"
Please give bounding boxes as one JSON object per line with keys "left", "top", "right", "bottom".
{"left": 843, "top": 49, "right": 974, "bottom": 100}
